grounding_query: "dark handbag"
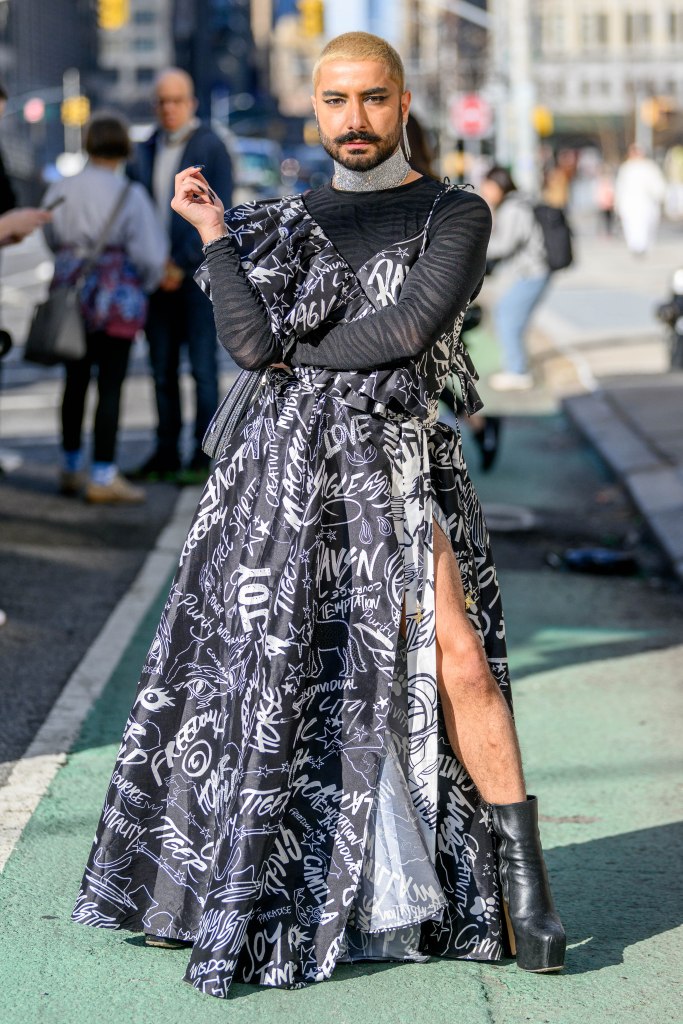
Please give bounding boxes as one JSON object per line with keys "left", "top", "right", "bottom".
{"left": 24, "top": 182, "right": 132, "bottom": 365}
{"left": 23, "top": 285, "right": 87, "bottom": 364}
{"left": 202, "top": 368, "right": 265, "bottom": 460}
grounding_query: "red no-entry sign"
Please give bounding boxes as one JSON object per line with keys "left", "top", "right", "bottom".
{"left": 450, "top": 94, "right": 492, "bottom": 138}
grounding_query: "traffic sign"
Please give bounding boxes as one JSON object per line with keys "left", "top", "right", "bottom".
{"left": 61, "top": 95, "right": 90, "bottom": 127}
{"left": 23, "top": 98, "right": 46, "bottom": 124}
{"left": 450, "top": 94, "right": 492, "bottom": 139}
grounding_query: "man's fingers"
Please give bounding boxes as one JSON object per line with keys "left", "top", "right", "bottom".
{"left": 175, "top": 166, "right": 211, "bottom": 190}
{"left": 174, "top": 178, "right": 215, "bottom": 206}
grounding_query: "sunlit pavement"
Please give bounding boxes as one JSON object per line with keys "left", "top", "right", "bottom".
{"left": 0, "top": 229, "right": 682, "bottom": 1024}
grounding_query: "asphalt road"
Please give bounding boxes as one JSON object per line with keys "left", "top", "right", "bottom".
{"left": 2, "top": 376, "right": 682, "bottom": 1024}
{"left": 1, "top": 229, "right": 682, "bottom": 1020}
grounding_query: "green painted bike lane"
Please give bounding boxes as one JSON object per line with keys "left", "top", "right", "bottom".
{"left": 1, "top": 336, "right": 682, "bottom": 1024}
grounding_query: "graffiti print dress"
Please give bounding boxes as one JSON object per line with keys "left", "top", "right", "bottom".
{"left": 73, "top": 186, "right": 513, "bottom": 998}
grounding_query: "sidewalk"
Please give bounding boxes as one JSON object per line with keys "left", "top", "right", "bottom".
{"left": 0, "top": 227, "right": 681, "bottom": 1024}
{"left": 1, "top": 326, "right": 682, "bottom": 1023}
{"left": 564, "top": 376, "right": 683, "bottom": 582}
{"left": 489, "top": 228, "right": 683, "bottom": 583}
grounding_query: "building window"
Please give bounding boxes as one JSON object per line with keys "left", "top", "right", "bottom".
{"left": 133, "top": 37, "right": 156, "bottom": 52}
{"left": 133, "top": 10, "right": 156, "bottom": 24}
{"left": 136, "top": 67, "right": 156, "bottom": 83}
{"left": 542, "top": 14, "right": 565, "bottom": 52}
{"left": 625, "top": 12, "right": 652, "bottom": 44}
{"left": 544, "top": 79, "right": 566, "bottom": 100}
{"left": 580, "top": 12, "right": 609, "bottom": 48}
{"left": 669, "top": 10, "right": 683, "bottom": 42}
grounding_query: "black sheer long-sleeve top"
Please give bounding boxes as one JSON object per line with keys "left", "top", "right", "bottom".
{"left": 201, "top": 177, "right": 491, "bottom": 380}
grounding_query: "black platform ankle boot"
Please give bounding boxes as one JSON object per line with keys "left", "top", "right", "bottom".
{"left": 490, "top": 795, "right": 566, "bottom": 973}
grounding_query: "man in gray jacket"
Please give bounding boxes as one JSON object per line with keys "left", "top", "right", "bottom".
{"left": 480, "top": 166, "right": 551, "bottom": 390}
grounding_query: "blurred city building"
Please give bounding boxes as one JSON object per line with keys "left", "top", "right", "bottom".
{"left": 0, "top": 0, "right": 98, "bottom": 195}
{"left": 97, "top": 0, "right": 173, "bottom": 114}
{"left": 529, "top": 0, "right": 683, "bottom": 157}
{"left": 0, "top": 0, "right": 681, "bottom": 201}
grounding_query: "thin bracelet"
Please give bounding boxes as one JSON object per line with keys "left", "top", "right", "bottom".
{"left": 202, "top": 232, "right": 229, "bottom": 255}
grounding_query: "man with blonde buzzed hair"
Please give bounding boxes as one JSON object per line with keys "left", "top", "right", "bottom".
{"left": 129, "top": 67, "right": 233, "bottom": 483}
{"left": 75, "top": 32, "right": 565, "bottom": 998}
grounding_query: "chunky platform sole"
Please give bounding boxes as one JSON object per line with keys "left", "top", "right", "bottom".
{"left": 144, "top": 935, "right": 193, "bottom": 950}
{"left": 502, "top": 896, "right": 566, "bottom": 973}
{"left": 492, "top": 797, "right": 567, "bottom": 974}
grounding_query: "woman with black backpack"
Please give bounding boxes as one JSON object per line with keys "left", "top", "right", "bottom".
{"left": 480, "top": 166, "right": 561, "bottom": 392}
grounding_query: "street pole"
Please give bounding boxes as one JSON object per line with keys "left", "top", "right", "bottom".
{"left": 508, "top": 0, "right": 537, "bottom": 192}
{"left": 62, "top": 68, "right": 81, "bottom": 155}
{"left": 488, "top": 0, "right": 511, "bottom": 167}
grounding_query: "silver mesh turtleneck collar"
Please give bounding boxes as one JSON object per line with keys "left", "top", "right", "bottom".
{"left": 332, "top": 146, "right": 411, "bottom": 192}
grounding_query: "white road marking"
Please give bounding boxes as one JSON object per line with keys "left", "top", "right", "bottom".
{"left": 0, "top": 485, "right": 201, "bottom": 873}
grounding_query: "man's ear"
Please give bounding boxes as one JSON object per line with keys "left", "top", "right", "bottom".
{"left": 401, "top": 90, "right": 411, "bottom": 121}
{"left": 311, "top": 95, "right": 317, "bottom": 118}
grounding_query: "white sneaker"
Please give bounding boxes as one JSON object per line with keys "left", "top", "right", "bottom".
{"left": 488, "top": 372, "right": 534, "bottom": 392}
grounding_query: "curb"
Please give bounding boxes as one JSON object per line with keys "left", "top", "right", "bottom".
{"left": 0, "top": 485, "right": 201, "bottom": 873}
{"left": 564, "top": 390, "right": 683, "bottom": 582}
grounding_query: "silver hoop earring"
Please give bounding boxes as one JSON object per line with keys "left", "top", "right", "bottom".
{"left": 402, "top": 120, "right": 412, "bottom": 161}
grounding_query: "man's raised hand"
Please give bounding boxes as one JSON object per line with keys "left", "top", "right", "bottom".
{"left": 171, "top": 166, "right": 227, "bottom": 246}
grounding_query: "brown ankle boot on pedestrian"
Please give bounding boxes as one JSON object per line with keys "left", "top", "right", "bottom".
{"left": 85, "top": 473, "right": 145, "bottom": 505}
{"left": 59, "top": 469, "right": 87, "bottom": 497}
{"left": 490, "top": 795, "right": 566, "bottom": 973}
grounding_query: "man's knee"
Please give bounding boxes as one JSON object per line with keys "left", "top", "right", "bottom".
{"left": 438, "top": 628, "right": 496, "bottom": 702}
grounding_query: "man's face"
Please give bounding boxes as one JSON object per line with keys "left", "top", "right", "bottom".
{"left": 312, "top": 59, "right": 409, "bottom": 171}
{"left": 154, "top": 73, "right": 196, "bottom": 134}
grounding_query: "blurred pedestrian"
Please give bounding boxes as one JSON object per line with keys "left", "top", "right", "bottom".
{"left": 615, "top": 145, "right": 666, "bottom": 257}
{"left": 596, "top": 164, "right": 616, "bottom": 235}
{"left": 0, "top": 80, "right": 17, "bottom": 217}
{"left": 129, "top": 68, "right": 233, "bottom": 483}
{"left": 42, "top": 111, "right": 167, "bottom": 504}
{"left": 407, "top": 112, "right": 502, "bottom": 469}
{"left": 0, "top": 201, "right": 51, "bottom": 627}
{"left": 0, "top": 207, "right": 51, "bottom": 245}
{"left": 663, "top": 144, "right": 683, "bottom": 221}
{"left": 480, "top": 166, "right": 551, "bottom": 391}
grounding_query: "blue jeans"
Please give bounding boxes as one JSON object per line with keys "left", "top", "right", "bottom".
{"left": 493, "top": 274, "right": 551, "bottom": 375}
{"left": 145, "top": 278, "right": 218, "bottom": 463}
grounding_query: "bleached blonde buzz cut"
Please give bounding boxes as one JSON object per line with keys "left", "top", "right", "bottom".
{"left": 312, "top": 32, "right": 406, "bottom": 94}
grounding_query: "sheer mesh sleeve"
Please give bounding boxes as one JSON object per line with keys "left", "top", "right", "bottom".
{"left": 288, "top": 191, "right": 491, "bottom": 370}
{"left": 203, "top": 237, "right": 282, "bottom": 370}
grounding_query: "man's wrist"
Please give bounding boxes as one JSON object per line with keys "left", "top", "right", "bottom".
{"left": 199, "top": 227, "right": 228, "bottom": 249}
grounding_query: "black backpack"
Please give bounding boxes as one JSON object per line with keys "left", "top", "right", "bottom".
{"left": 533, "top": 203, "right": 574, "bottom": 272}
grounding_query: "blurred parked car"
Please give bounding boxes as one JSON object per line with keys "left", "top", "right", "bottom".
{"left": 282, "top": 145, "right": 333, "bottom": 193}
{"left": 233, "top": 137, "right": 284, "bottom": 203}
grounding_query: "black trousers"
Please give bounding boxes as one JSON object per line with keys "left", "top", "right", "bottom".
{"left": 145, "top": 280, "right": 218, "bottom": 463}
{"left": 61, "top": 331, "right": 133, "bottom": 464}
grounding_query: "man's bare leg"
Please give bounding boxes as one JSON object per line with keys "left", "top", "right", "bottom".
{"left": 426, "top": 521, "right": 565, "bottom": 972}
{"left": 431, "top": 520, "right": 526, "bottom": 804}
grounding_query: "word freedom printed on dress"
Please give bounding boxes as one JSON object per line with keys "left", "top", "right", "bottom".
{"left": 73, "top": 190, "right": 511, "bottom": 998}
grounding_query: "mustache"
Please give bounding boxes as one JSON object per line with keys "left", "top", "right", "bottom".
{"left": 334, "top": 131, "right": 382, "bottom": 145}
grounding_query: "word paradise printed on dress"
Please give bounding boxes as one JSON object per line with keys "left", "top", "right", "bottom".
{"left": 73, "top": 192, "right": 511, "bottom": 999}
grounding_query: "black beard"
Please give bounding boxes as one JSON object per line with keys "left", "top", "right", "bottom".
{"left": 318, "top": 117, "right": 403, "bottom": 172}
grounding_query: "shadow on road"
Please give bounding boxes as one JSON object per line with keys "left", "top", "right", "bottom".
{"left": 547, "top": 821, "right": 683, "bottom": 974}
